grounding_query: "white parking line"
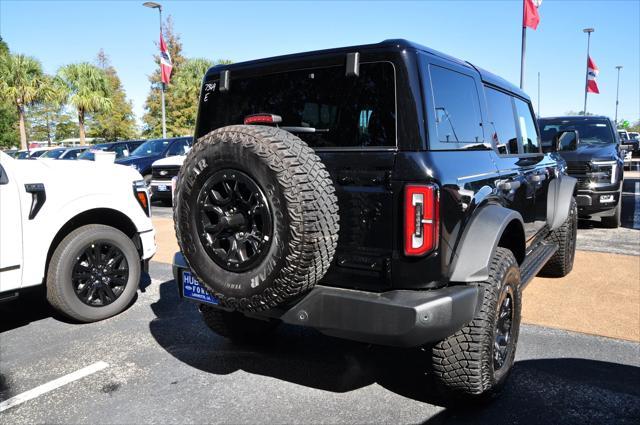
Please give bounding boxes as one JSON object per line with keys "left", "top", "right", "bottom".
{"left": 634, "top": 182, "right": 640, "bottom": 230}
{"left": 0, "top": 361, "right": 109, "bottom": 413}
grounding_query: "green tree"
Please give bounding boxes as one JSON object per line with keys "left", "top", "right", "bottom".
{"left": 0, "top": 37, "right": 19, "bottom": 149}
{"left": 170, "top": 57, "right": 214, "bottom": 135}
{"left": 57, "top": 62, "right": 112, "bottom": 144}
{"left": 0, "top": 54, "right": 51, "bottom": 150}
{"left": 0, "top": 101, "right": 18, "bottom": 149}
{"left": 26, "top": 75, "right": 69, "bottom": 145}
{"left": 0, "top": 36, "right": 8, "bottom": 56}
{"left": 88, "top": 49, "right": 137, "bottom": 141}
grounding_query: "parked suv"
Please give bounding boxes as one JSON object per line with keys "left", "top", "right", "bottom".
{"left": 115, "top": 137, "right": 192, "bottom": 185}
{"left": 172, "top": 40, "right": 578, "bottom": 400}
{"left": 539, "top": 116, "right": 624, "bottom": 227}
{"left": 0, "top": 151, "right": 156, "bottom": 322}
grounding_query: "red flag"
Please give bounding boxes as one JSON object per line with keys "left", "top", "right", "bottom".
{"left": 587, "top": 56, "right": 600, "bottom": 94}
{"left": 523, "top": 0, "right": 541, "bottom": 30}
{"left": 160, "top": 34, "right": 173, "bottom": 85}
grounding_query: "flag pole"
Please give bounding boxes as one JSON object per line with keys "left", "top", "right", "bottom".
{"left": 537, "top": 71, "right": 541, "bottom": 117}
{"left": 582, "top": 28, "right": 594, "bottom": 115}
{"left": 159, "top": 6, "right": 167, "bottom": 139}
{"left": 520, "top": 1, "right": 526, "bottom": 89}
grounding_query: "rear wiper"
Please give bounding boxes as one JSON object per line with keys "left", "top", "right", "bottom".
{"left": 280, "top": 126, "right": 329, "bottom": 133}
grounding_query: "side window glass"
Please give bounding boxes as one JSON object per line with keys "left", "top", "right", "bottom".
{"left": 115, "top": 146, "right": 127, "bottom": 158}
{"left": 168, "top": 140, "right": 189, "bottom": 156}
{"left": 514, "top": 99, "right": 540, "bottom": 154}
{"left": 485, "top": 87, "right": 519, "bottom": 155}
{"left": 429, "top": 65, "right": 483, "bottom": 145}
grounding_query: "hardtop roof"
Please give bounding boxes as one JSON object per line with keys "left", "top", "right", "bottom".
{"left": 205, "top": 39, "right": 529, "bottom": 100}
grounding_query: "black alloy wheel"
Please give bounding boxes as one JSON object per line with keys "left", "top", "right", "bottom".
{"left": 493, "top": 285, "right": 515, "bottom": 370}
{"left": 71, "top": 241, "right": 129, "bottom": 307}
{"left": 196, "top": 169, "right": 273, "bottom": 272}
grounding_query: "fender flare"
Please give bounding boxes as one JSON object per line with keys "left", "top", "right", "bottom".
{"left": 546, "top": 175, "right": 577, "bottom": 231}
{"left": 449, "top": 204, "right": 524, "bottom": 283}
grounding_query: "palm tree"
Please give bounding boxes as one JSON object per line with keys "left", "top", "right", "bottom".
{"left": 57, "top": 63, "right": 111, "bottom": 144}
{"left": 0, "top": 54, "right": 49, "bottom": 150}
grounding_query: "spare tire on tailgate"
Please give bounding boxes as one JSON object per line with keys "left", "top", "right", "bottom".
{"left": 174, "top": 125, "right": 339, "bottom": 311}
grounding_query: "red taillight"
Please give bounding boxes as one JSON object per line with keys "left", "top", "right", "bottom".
{"left": 244, "top": 114, "right": 282, "bottom": 125}
{"left": 404, "top": 184, "right": 439, "bottom": 256}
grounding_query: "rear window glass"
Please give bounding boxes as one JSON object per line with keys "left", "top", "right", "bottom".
{"left": 429, "top": 65, "right": 483, "bottom": 146}
{"left": 485, "top": 87, "right": 518, "bottom": 155}
{"left": 198, "top": 62, "right": 396, "bottom": 148}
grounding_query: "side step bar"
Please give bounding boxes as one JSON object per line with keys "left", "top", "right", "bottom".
{"left": 520, "top": 242, "right": 559, "bottom": 289}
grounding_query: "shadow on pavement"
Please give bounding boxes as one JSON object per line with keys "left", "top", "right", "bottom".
{"left": 149, "top": 279, "right": 640, "bottom": 424}
{"left": 424, "top": 358, "right": 640, "bottom": 424}
{"left": 0, "top": 286, "right": 62, "bottom": 333}
{"left": 0, "top": 273, "right": 151, "bottom": 333}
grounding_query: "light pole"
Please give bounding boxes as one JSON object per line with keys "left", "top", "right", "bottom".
{"left": 582, "top": 28, "right": 594, "bottom": 115}
{"left": 143, "top": 1, "right": 166, "bottom": 139}
{"left": 615, "top": 65, "right": 623, "bottom": 125}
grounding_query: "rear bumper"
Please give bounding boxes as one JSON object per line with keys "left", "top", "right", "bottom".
{"left": 172, "top": 252, "right": 480, "bottom": 347}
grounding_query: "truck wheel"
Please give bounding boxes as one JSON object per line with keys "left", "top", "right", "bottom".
{"left": 431, "top": 247, "right": 522, "bottom": 400}
{"left": 601, "top": 202, "right": 621, "bottom": 228}
{"left": 174, "top": 125, "right": 339, "bottom": 312}
{"left": 540, "top": 197, "right": 578, "bottom": 277}
{"left": 199, "top": 305, "right": 278, "bottom": 342}
{"left": 46, "top": 224, "right": 141, "bottom": 322}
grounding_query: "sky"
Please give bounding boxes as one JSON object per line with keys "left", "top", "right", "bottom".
{"left": 1, "top": 0, "right": 639, "bottom": 127}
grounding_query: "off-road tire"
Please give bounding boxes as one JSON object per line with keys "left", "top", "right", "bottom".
{"left": 540, "top": 197, "right": 578, "bottom": 277}
{"left": 431, "top": 247, "right": 522, "bottom": 400}
{"left": 199, "top": 305, "right": 279, "bottom": 342}
{"left": 174, "top": 125, "right": 339, "bottom": 312}
{"left": 46, "top": 224, "right": 140, "bottom": 322}
{"left": 601, "top": 201, "right": 621, "bottom": 229}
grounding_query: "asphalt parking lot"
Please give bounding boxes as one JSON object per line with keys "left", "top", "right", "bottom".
{"left": 1, "top": 164, "right": 639, "bottom": 424}
{"left": 1, "top": 262, "right": 639, "bottom": 424}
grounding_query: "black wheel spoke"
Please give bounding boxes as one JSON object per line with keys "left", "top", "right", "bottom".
{"left": 203, "top": 203, "right": 224, "bottom": 216}
{"left": 237, "top": 243, "right": 249, "bottom": 262}
{"left": 204, "top": 223, "right": 224, "bottom": 237}
{"left": 210, "top": 189, "right": 226, "bottom": 205}
{"left": 103, "top": 285, "right": 117, "bottom": 301}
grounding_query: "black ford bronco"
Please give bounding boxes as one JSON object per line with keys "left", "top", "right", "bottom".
{"left": 172, "top": 39, "right": 578, "bottom": 400}
{"left": 539, "top": 116, "right": 625, "bottom": 228}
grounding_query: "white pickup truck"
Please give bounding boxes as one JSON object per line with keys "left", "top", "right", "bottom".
{"left": 0, "top": 151, "right": 156, "bottom": 322}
